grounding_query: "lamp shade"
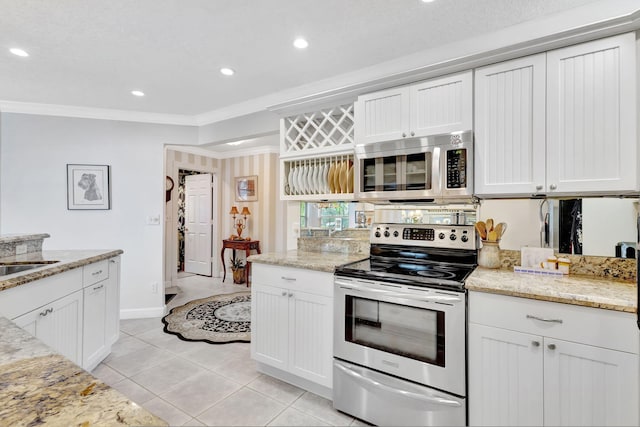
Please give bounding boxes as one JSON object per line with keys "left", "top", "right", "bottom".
{"left": 229, "top": 206, "right": 239, "bottom": 215}
{"left": 240, "top": 207, "right": 251, "bottom": 216}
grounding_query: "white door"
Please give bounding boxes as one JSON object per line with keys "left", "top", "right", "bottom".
{"left": 546, "top": 32, "right": 637, "bottom": 194}
{"left": 184, "top": 174, "right": 212, "bottom": 276}
{"left": 474, "top": 54, "right": 546, "bottom": 196}
{"left": 288, "top": 290, "right": 333, "bottom": 387}
{"left": 410, "top": 70, "right": 473, "bottom": 137}
{"left": 543, "top": 338, "right": 639, "bottom": 426}
{"left": 251, "top": 283, "right": 289, "bottom": 371}
{"left": 355, "top": 86, "right": 411, "bottom": 145}
{"left": 468, "top": 323, "right": 544, "bottom": 426}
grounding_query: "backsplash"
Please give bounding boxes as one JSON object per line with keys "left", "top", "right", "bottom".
{"left": 297, "top": 229, "right": 370, "bottom": 254}
{"left": 0, "top": 234, "right": 50, "bottom": 258}
{"left": 499, "top": 249, "right": 636, "bottom": 282}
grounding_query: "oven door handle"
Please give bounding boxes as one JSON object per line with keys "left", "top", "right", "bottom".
{"left": 334, "top": 362, "right": 461, "bottom": 408}
{"left": 338, "top": 284, "right": 461, "bottom": 303}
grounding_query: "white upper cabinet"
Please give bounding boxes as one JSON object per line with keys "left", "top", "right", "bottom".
{"left": 410, "top": 71, "right": 473, "bottom": 137}
{"left": 355, "top": 86, "right": 410, "bottom": 144}
{"left": 546, "top": 33, "right": 637, "bottom": 194}
{"left": 355, "top": 71, "right": 472, "bottom": 145}
{"left": 475, "top": 32, "right": 637, "bottom": 197}
{"left": 474, "top": 54, "right": 546, "bottom": 195}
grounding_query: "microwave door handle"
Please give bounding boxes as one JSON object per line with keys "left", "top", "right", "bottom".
{"left": 334, "top": 362, "right": 461, "bottom": 408}
{"left": 340, "top": 284, "right": 461, "bottom": 303}
{"left": 433, "top": 146, "right": 441, "bottom": 194}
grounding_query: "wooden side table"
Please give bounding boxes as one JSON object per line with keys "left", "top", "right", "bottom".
{"left": 221, "top": 239, "right": 261, "bottom": 286}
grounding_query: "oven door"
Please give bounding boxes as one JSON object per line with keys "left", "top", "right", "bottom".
{"left": 334, "top": 276, "right": 466, "bottom": 396}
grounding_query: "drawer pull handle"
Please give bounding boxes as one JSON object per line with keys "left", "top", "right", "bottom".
{"left": 109, "top": 260, "right": 116, "bottom": 264}
{"left": 39, "top": 307, "right": 53, "bottom": 317}
{"left": 93, "top": 284, "right": 104, "bottom": 291}
{"left": 281, "top": 276, "right": 297, "bottom": 281}
{"left": 92, "top": 270, "right": 103, "bottom": 276}
{"left": 548, "top": 343, "right": 556, "bottom": 350}
{"left": 532, "top": 341, "right": 540, "bottom": 347}
{"left": 526, "top": 315, "right": 563, "bottom": 324}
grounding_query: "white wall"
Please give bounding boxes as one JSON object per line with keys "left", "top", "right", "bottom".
{"left": 477, "top": 199, "right": 544, "bottom": 250}
{"left": 0, "top": 113, "right": 197, "bottom": 318}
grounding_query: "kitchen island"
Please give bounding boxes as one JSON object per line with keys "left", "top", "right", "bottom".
{"left": 0, "top": 316, "right": 166, "bottom": 426}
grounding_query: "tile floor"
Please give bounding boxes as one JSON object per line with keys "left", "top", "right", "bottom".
{"left": 91, "top": 274, "right": 366, "bottom": 426}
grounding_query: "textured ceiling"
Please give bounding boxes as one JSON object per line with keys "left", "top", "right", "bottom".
{"left": 0, "top": 0, "right": 605, "bottom": 117}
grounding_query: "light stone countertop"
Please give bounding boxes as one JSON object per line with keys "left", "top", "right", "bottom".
{"left": 0, "top": 249, "right": 124, "bottom": 292}
{"left": 248, "top": 249, "right": 368, "bottom": 273}
{"left": 466, "top": 267, "right": 637, "bottom": 313}
{"left": 0, "top": 316, "right": 167, "bottom": 426}
{"left": 0, "top": 233, "right": 50, "bottom": 244}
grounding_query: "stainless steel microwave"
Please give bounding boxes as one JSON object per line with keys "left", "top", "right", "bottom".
{"left": 354, "top": 131, "right": 474, "bottom": 202}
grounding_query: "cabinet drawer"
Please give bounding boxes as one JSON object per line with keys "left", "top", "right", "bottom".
{"left": 0, "top": 268, "right": 83, "bottom": 319}
{"left": 252, "top": 263, "right": 333, "bottom": 297}
{"left": 83, "top": 260, "right": 109, "bottom": 286}
{"left": 469, "top": 291, "right": 638, "bottom": 354}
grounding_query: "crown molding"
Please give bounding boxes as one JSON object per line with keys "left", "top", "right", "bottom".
{"left": 266, "top": 3, "right": 640, "bottom": 115}
{"left": 0, "top": 100, "right": 198, "bottom": 126}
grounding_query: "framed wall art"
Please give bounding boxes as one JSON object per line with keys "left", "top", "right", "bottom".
{"left": 235, "top": 175, "right": 258, "bottom": 202}
{"left": 67, "top": 164, "right": 111, "bottom": 210}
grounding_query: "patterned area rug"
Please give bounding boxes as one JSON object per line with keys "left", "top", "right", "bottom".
{"left": 162, "top": 292, "right": 250, "bottom": 344}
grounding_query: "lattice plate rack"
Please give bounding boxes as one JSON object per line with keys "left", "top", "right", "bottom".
{"left": 281, "top": 103, "right": 354, "bottom": 157}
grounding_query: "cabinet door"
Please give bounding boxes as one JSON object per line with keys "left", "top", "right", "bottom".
{"left": 546, "top": 33, "right": 637, "bottom": 194}
{"left": 468, "top": 323, "right": 543, "bottom": 426}
{"left": 355, "top": 86, "right": 410, "bottom": 145}
{"left": 106, "top": 257, "right": 121, "bottom": 346}
{"left": 83, "top": 280, "right": 108, "bottom": 370}
{"left": 288, "top": 290, "right": 333, "bottom": 388}
{"left": 544, "top": 338, "right": 639, "bottom": 426}
{"left": 251, "top": 283, "right": 289, "bottom": 371}
{"left": 14, "top": 290, "right": 83, "bottom": 365}
{"left": 474, "top": 54, "right": 546, "bottom": 195}
{"left": 411, "top": 70, "right": 473, "bottom": 137}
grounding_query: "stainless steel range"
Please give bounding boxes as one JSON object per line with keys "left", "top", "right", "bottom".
{"left": 333, "top": 223, "right": 477, "bottom": 426}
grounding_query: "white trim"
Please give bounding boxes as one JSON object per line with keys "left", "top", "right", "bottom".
{"left": 120, "top": 306, "right": 166, "bottom": 319}
{"left": 164, "top": 143, "right": 278, "bottom": 159}
{"left": 0, "top": 100, "right": 198, "bottom": 126}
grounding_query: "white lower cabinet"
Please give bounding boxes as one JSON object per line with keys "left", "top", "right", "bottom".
{"left": 469, "top": 291, "right": 639, "bottom": 426}
{"left": 251, "top": 263, "right": 333, "bottom": 396}
{"left": 14, "top": 289, "right": 84, "bottom": 365}
{"left": 0, "top": 256, "right": 121, "bottom": 371}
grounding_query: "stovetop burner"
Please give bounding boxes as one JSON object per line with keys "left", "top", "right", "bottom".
{"left": 335, "top": 224, "right": 478, "bottom": 291}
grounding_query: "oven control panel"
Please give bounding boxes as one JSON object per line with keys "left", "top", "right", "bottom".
{"left": 371, "top": 223, "right": 477, "bottom": 250}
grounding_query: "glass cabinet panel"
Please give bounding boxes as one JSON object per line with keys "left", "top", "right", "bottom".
{"left": 406, "top": 152, "right": 432, "bottom": 190}
{"left": 382, "top": 156, "right": 398, "bottom": 191}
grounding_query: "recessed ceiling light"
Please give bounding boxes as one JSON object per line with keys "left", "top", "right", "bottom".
{"left": 9, "top": 48, "right": 29, "bottom": 57}
{"left": 220, "top": 68, "right": 235, "bottom": 76}
{"left": 421, "top": 0, "right": 435, "bottom": 2}
{"left": 293, "top": 38, "right": 309, "bottom": 49}
{"left": 131, "top": 90, "right": 145, "bottom": 97}
{"left": 226, "top": 140, "right": 245, "bottom": 146}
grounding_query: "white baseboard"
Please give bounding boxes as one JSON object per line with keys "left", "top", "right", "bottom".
{"left": 120, "top": 306, "right": 166, "bottom": 319}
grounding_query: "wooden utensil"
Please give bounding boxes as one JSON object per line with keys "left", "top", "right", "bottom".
{"left": 475, "top": 221, "right": 487, "bottom": 240}
{"left": 488, "top": 230, "right": 498, "bottom": 242}
{"left": 494, "top": 222, "right": 506, "bottom": 240}
{"left": 486, "top": 218, "right": 494, "bottom": 232}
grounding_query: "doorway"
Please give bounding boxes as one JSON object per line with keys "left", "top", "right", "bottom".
{"left": 177, "top": 169, "right": 212, "bottom": 275}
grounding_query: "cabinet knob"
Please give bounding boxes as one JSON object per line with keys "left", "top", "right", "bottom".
{"left": 548, "top": 343, "right": 556, "bottom": 350}
{"left": 532, "top": 341, "right": 540, "bottom": 347}
{"left": 402, "top": 132, "right": 407, "bottom": 138}
{"left": 281, "top": 291, "right": 287, "bottom": 297}
{"left": 535, "top": 185, "right": 543, "bottom": 191}
{"left": 288, "top": 292, "right": 294, "bottom": 298}
{"left": 549, "top": 184, "right": 557, "bottom": 190}
{"left": 410, "top": 131, "right": 415, "bottom": 137}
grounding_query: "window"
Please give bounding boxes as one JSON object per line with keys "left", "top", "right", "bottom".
{"left": 300, "top": 202, "right": 351, "bottom": 231}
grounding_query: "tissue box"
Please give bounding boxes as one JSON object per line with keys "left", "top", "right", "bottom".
{"left": 520, "top": 247, "right": 554, "bottom": 268}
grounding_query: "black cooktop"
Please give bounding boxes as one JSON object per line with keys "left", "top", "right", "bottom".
{"left": 335, "top": 244, "right": 477, "bottom": 290}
